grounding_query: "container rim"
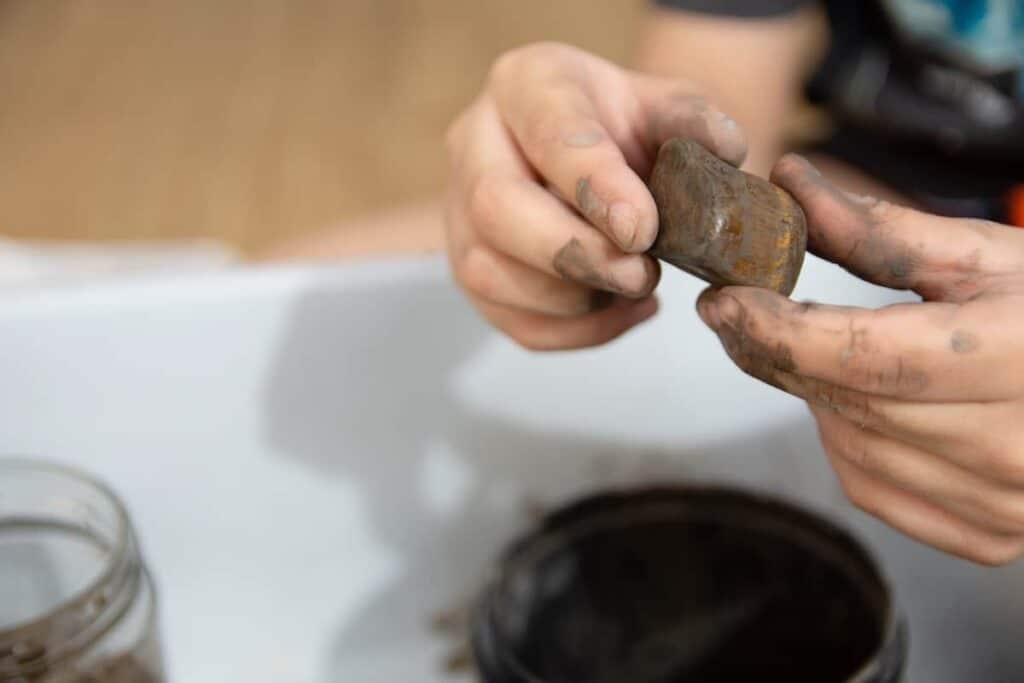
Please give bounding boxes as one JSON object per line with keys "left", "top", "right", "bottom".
{"left": 473, "top": 485, "right": 906, "bottom": 683}
{"left": 0, "top": 457, "right": 137, "bottom": 672}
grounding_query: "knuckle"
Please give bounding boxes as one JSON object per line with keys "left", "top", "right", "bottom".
{"left": 839, "top": 354, "right": 929, "bottom": 397}
{"left": 488, "top": 47, "right": 525, "bottom": 86}
{"left": 444, "top": 112, "right": 469, "bottom": 159}
{"left": 846, "top": 440, "right": 878, "bottom": 472}
{"left": 458, "top": 248, "right": 497, "bottom": 300}
{"left": 512, "top": 329, "right": 558, "bottom": 352}
{"left": 527, "top": 40, "right": 577, "bottom": 61}
{"left": 489, "top": 42, "right": 573, "bottom": 86}
{"left": 964, "top": 536, "right": 1024, "bottom": 567}
{"left": 543, "top": 281, "right": 594, "bottom": 316}
{"left": 843, "top": 477, "right": 876, "bottom": 514}
{"left": 982, "top": 444, "right": 1024, "bottom": 486}
{"left": 840, "top": 390, "right": 886, "bottom": 428}
{"left": 772, "top": 153, "right": 807, "bottom": 180}
{"left": 818, "top": 425, "right": 843, "bottom": 458}
{"left": 444, "top": 98, "right": 488, "bottom": 162}
{"left": 521, "top": 111, "right": 567, "bottom": 157}
{"left": 671, "top": 91, "right": 710, "bottom": 116}
{"left": 987, "top": 494, "right": 1024, "bottom": 534}
{"left": 494, "top": 314, "right": 556, "bottom": 352}
{"left": 830, "top": 424, "right": 874, "bottom": 470}
{"left": 652, "top": 92, "right": 709, "bottom": 137}
{"left": 465, "top": 172, "right": 504, "bottom": 231}
{"left": 813, "top": 382, "right": 847, "bottom": 413}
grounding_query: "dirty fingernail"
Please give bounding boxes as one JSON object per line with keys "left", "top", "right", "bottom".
{"left": 609, "top": 202, "right": 639, "bottom": 250}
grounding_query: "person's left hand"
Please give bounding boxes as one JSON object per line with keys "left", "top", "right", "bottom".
{"left": 697, "top": 154, "right": 1024, "bottom": 565}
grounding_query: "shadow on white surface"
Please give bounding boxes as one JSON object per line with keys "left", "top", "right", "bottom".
{"left": 263, "top": 278, "right": 832, "bottom": 679}
{"left": 1, "top": 255, "right": 1022, "bottom": 682}
{"left": 264, "top": 259, "right": 1024, "bottom": 683}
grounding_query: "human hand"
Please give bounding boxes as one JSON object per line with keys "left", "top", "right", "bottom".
{"left": 444, "top": 42, "right": 747, "bottom": 350}
{"left": 698, "top": 154, "right": 1024, "bottom": 565}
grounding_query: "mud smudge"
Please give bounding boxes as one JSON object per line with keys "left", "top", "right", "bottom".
{"left": 950, "top": 329, "right": 979, "bottom": 354}
{"left": 553, "top": 237, "right": 618, "bottom": 293}
{"left": 714, "top": 297, "right": 797, "bottom": 389}
{"left": 575, "top": 176, "right": 605, "bottom": 226}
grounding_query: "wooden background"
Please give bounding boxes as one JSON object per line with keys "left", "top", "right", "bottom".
{"left": 0, "top": 1, "right": 645, "bottom": 255}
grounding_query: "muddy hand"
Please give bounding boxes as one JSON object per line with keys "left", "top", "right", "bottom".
{"left": 445, "top": 42, "right": 747, "bottom": 350}
{"left": 698, "top": 153, "right": 1024, "bottom": 565}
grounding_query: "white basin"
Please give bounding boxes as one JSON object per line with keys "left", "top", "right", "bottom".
{"left": 0, "top": 255, "right": 1020, "bottom": 682}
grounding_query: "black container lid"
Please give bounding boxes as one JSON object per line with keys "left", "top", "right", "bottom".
{"left": 472, "top": 486, "right": 907, "bottom": 683}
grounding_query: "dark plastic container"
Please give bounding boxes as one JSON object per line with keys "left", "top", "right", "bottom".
{"left": 472, "top": 487, "right": 907, "bottom": 683}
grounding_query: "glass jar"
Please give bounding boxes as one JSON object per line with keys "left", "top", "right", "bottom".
{"left": 0, "top": 459, "right": 165, "bottom": 682}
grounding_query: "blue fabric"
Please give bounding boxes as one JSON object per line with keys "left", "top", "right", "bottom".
{"left": 650, "top": 0, "right": 1024, "bottom": 216}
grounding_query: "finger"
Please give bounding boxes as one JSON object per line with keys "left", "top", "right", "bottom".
{"left": 475, "top": 295, "right": 659, "bottom": 351}
{"left": 491, "top": 58, "right": 656, "bottom": 252}
{"left": 783, "top": 372, "right": 1022, "bottom": 477}
{"left": 824, "top": 445, "right": 1024, "bottom": 566}
{"left": 492, "top": 55, "right": 745, "bottom": 253}
{"left": 771, "top": 154, "right": 1024, "bottom": 302}
{"left": 629, "top": 73, "right": 748, "bottom": 170}
{"left": 454, "top": 99, "right": 660, "bottom": 298}
{"left": 697, "top": 286, "right": 1023, "bottom": 402}
{"left": 445, "top": 96, "right": 539, "bottom": 266}
{"left": 814, "top": 406, "right": 1024, "bottom": 536}
{"left": 783, "top": 374, "right": 1024, "bottom": 484}
{"left": 446, "top": 97, "right": 534, "bottom": 186}
{"left": 455, "top": 244, "right": 614, "bottom": 317}
{"left": 466, "top": 172, "right": 660, "bottom": 298}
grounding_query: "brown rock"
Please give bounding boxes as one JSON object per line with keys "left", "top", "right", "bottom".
{"left": 648, "top": 139, "right": 807, "bottom": 295}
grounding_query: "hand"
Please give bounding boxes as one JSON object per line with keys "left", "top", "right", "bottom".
{"left": 444, "top": 42, "right": 747, "bottom": 350}
{"left": 698, "top": 154, "right": 1024, "bottom": 565}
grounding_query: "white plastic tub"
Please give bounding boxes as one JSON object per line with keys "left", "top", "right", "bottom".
{"left": 1, "top": 255, "right": 1021, "bottom": 682}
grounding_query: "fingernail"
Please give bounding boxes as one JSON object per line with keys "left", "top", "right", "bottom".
{"left": 713, "top": 293, "right": 742, "bottom": 327}
{"left": 610, "top": 256, "right": 655, "bottom": 297}
{"left": 796, "top": 155, "right": 822, "bottom": 177}
{"left": 698, "top": 299, "right": 722, "bottom": 330}
{"left": 609, "top": 202, "right": 639, "bottom": 250}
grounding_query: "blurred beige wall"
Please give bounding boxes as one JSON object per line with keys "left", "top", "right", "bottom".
{"left": 0, "top": 1, "right": 644, "bottom": 254}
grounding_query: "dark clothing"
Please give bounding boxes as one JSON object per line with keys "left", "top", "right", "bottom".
{"left": 654, "top": 0, "right": 1024, "bottom": 224}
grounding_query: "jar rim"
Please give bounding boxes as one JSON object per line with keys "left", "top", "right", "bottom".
{"left": 472, "top": 485, "right": 907, "bottom": 683}
{"left": 0, "top": 457, "right": 136, "bottom": 672}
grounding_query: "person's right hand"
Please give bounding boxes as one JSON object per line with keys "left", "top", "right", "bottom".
{"left": 444, "top": 42, "right": 748, "bottom": 350}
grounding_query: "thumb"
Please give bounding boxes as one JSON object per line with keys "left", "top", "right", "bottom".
{"left": 770, "top": 153, "right": 1024, "bottom": 302}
